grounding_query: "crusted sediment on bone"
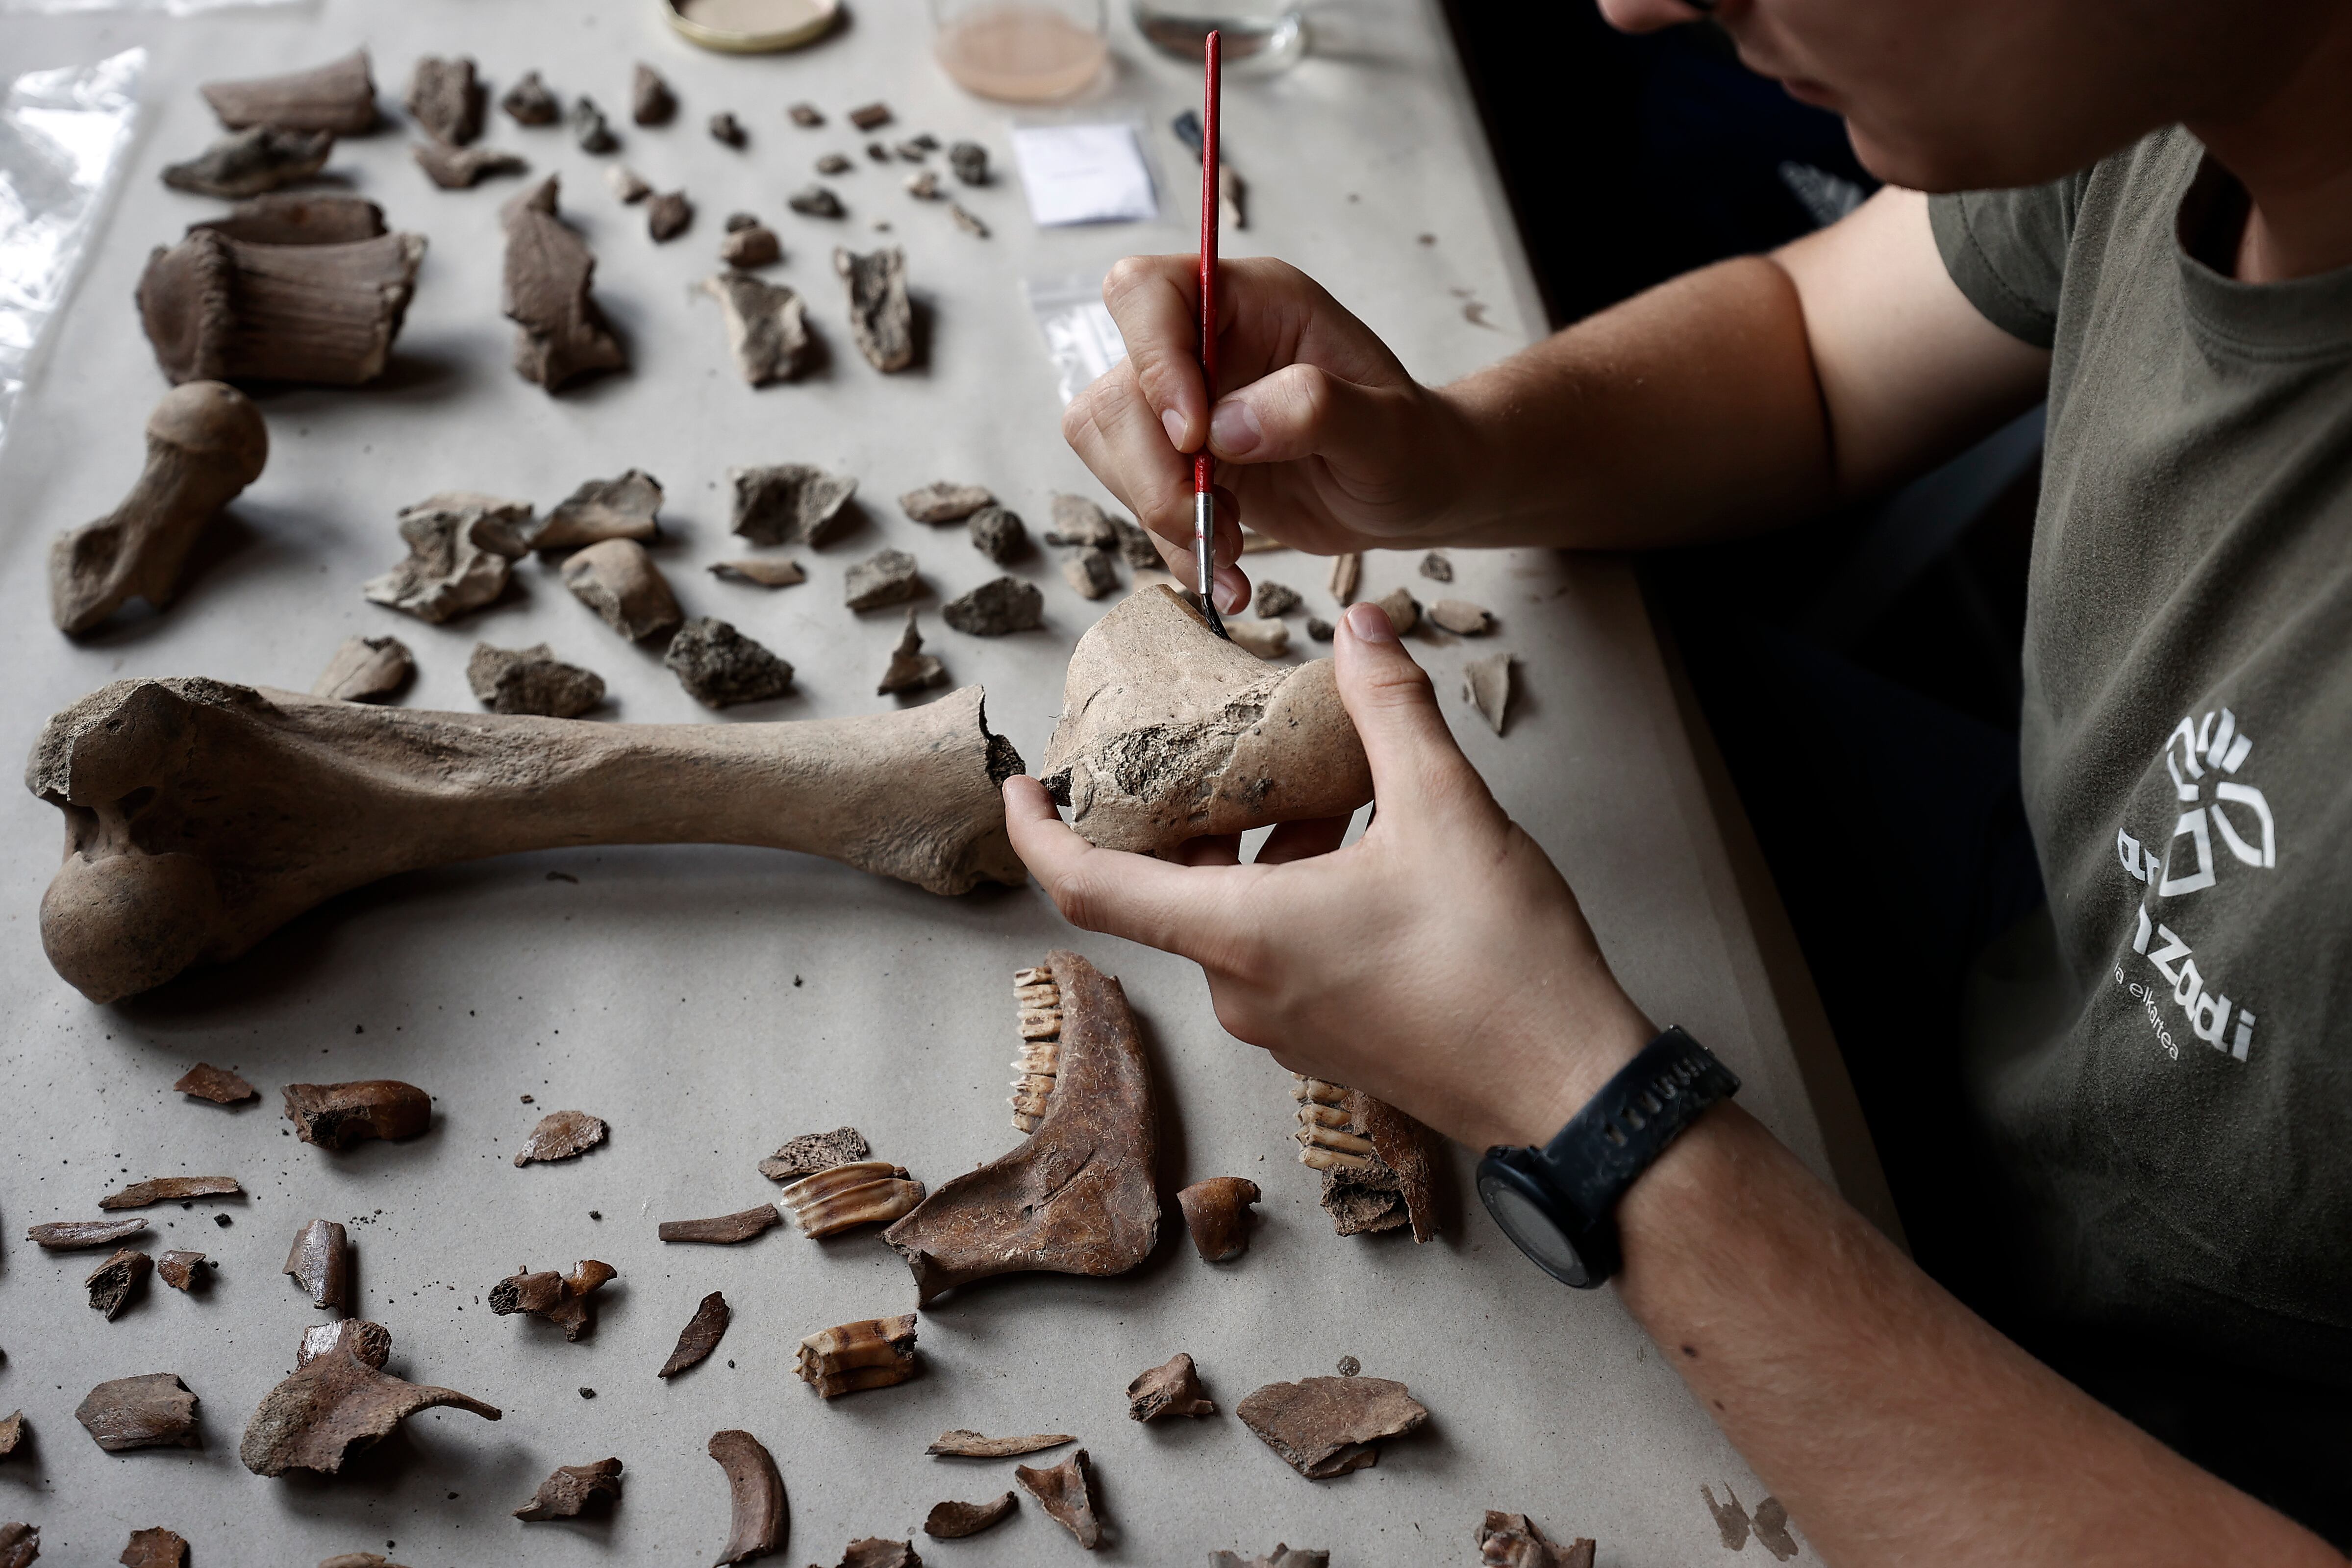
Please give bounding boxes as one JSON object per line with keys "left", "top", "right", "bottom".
{"left": 1292, "top": 1076, "right": 1438, "bottom": 1242}
{"left": 795, "top": 1314, "right": 918, "bottom": 1397}
{"left": 777, "top": 1161, "right": 925, "bottom": 1237}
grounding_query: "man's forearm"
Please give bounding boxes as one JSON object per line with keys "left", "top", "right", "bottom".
{"left": 1616, "top": 1105, "right": 2345, "bottom": 1566}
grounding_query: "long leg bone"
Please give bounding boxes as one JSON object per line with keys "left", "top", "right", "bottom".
{"left": 28, "top": 679, "right": 1026, "bottom": 1002}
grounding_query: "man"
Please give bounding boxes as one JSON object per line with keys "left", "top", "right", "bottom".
{"left": 1004, "top": 0, "right": 2352, "bottom": 1559}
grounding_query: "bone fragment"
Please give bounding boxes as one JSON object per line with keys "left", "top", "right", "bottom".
{"left": 1371, "top": 586, "right": 1419, "bottom": 635}
{"left": 1478, "top": 1511, "right": 1595, "bottom": 1568}
{"left": 925, "top": 1493, "right": 1015, "bottom": 1539}
{"left": 413, "top": 142, "right": 525, "bottom": 188}
{"left": 835, "top": 247, "right": 913, "bottom": 371}
{"left": 660, "top": 1291, "right": 730, "bottom": 1377}
{"left": 709, "top": 1429, "right": 788, "bottom": 1564}
{"left": 176, "top": 1062, "right": 256, "bottom": 1102}
{"left": 0, "top": 1412, "right": 19, "bottom": 1458}
{"left": 1210, "top": 1549, "right": 1330, "bottom": 1568}
{"left": 1429, "top": 597, "right": 1496, "bottom": 635}
{"left": 1177, "top": 1176, "right": 1260, "bottom": 1261}
{"left": 1224, "top": 617, "right": 1290, "bottom": 659}
{"left": 816, "top": 154, "right": 851, "bottom": 174}
{"left": 1419, "top": 550, "right": 1453, "bottom": 582}
{"left": 943, "top": 576, "right": 1043, "bottom": 637}
{"left": 700, "top": 272, "right": 809, "bottom": 384}
{"left": 1328, "top": 552, "right": 1361, "bottom": 604}
{"left": 314, "top": 636, "right": 413, "bottom": 702}
{"left": 848, "top": 102, "right": 891, "bottom": 130}
{"left": 157, "top": 1250, "right": 208, "bottom": 1290}
{"left": 163, "top": 127, "right": 332, "bottom": 198}
{"left": 101, "top": 1176, "right": 241, "bottom": 1209}
{"left": 777, "top": 1162, "right": 924, "bottom": 1236}
{"left": 1464, "top": 652, "right": 1514, "bottom": 734}
{"left": 1127, "top": 1352, "right": 1216, "bottom": 1420}
{"left": 730, "top": 464, "right": 856, "bottom": 546}
{"left": 710, "top": 111, "right": 746, "bottom": 148}
{"left": 241, "top": 1319, "right": 499, "bottom": 1476}
{"left": 563, "top": 539, "right": 682, "bottom": 642}
{"left": 667, "top": 617, "right": 795, "bottom": 707}
{"left": 48, "top": 382, "right": 268, "bottom": 635}
{"left": 950, "top": 203, "right": 989, "bottom": 238}
{"left": 283, "top": 1081, "right": 431, "bottom": 1148}
{"left": 193, "top": 191, "right": 384, "bottom": 245}
{"left": 1015, "top": 1449, "right": 1104, "bottom": 1549}
{"left": 502, "top": 177, "right": 626, "bottom": 389}
{"left": 720, "top": 222, "right": 781, "bottom": 268}
{"left": 1293, "top": 1076, "right": 1438, "bottom": 1240}
{"left": 878, "top": 608, "right": 947, "bottom": 696}
{"left": 846, "top": 548, "right": 921, "bottom": 611}
{"left": 539, "top": 469, "right": 662, "bottom": 550}
{"left": 0, "top": 1524, "right": 28, "bottom": 1568}
{"left": 632, "top": 64, "right": 676, "bottom": 126}
{"left": 203, "top": 50, "right": 377, "bottom": 133}
{"left": 284, "top": 1219, "right": 350, "bottom": 1309}
{"left": 138, "top": 227, "right": 425, "bottom": 385}
{"left": 885, "top": 951, "right": 1156, "bottom": 1302}
{"left": 27, "top": 1218, "right": 147, "bottom": 1250}
{"left": 657, "top": 1205, "right": 782, "bottom": 1244}
{"left": 968, "top": 505, "right": 1027, "bottom": 564}
{"left": 570, "top": 96, "right": 616, "bottom": 153}
{"left": 28, "top": 678, "right": 1022, "bottom": 999}
{"left": 1235, "top": 1375, "right": 1429, "bottom": 1478}
{"left": 121, "top": 1526, "right": 188, "bottom": 1568}
{"left": 795, "top": 1315, "right": 918, "bottom": 1397}
{"left": 839, "top": 1541, "right": 920, "bottom": 1567}
{"left": 468, "top": 643, "right": 604, "bottom": 718}
{"left": 502, "top": 71, "right": 558, "bottom": 125}
{"left": 515, "top": 1457, "right": 623, "bottom": 1519}
{"left": 1062, "top": 548, "right": 1118, "bottom": 600}
{"left": 490, "top": 1260, "right": 615, "bottom": 1341}
{"left": 711, "top": 558, "right": 805, "bottom": 588}
{"left": 514, "top": 1109, "right": 607, "bottom": 1165}
{"left": 789, "top": 103, "right": 824, "bottom": 126}
{"left": 901, "top": 482, "right": 993, "bottom": 523}
{"left": 760, "top": 1126, "right": 868, "bottom": 1181}
{"left": 1306, "top": 616, "right": 1333, "bottom": 641}
{"left": 648, "top": 191, "right": 693, "bottom": 242}
{"left": 363, "top": 492, "right": 532, "bottom": 622}
{"left": 1254, "top": 580, "right": 1301, "bottom": 617}
{"left": 86, "top": 1247, "right": 151, "bottom": 1319}
{"left": 790, "top": 185, "right": 844, "bottom": 218}
{"left": 607, "top": 163, "right": 651, "bottom": 203}
{"left": 906, "top": 170, "right": 941, "bottom": 200}
{"left": 1041, "top": 586, "right": 1371, "bottom": 854}
{"left": 926, "top": 1429, "right": 1074, "bottom": 1458}
{"left": 405, "top": 57, "right": 482, "bottom": 146}
{"left": 77, "top": 1374, "right": 198, "bottom": 1451}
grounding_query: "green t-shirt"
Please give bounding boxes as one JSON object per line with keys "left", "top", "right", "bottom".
{"left": 1932, "top": 127, "right": 2352, "bottom": 1541}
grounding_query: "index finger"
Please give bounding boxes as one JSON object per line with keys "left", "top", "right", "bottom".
{"left": 1003, "top": 775, "right": 1250, "bottom": 960}
{"left": 1102, "top": 254, "right": 1213, "bottom": 454}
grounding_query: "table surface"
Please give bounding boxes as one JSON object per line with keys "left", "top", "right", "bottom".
{"left": 0, "top": 1, "right": 1887, "bottom": 1562}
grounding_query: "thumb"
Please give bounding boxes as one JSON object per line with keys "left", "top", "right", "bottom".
{"left": 1334, "top": 601, "right": 1498, "bottom": 823}
{"left": 1209, "top": 362, "right": 1413, "bottom": 470}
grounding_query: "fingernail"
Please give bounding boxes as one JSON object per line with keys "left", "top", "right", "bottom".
{"left": 1215, "top": 573, "right": 1248, "bottom": 614}
{"left": 1161, "top": 407, "right": 1188, "bottom": 449}
{"left": 1345, "top": 601, "right": 1399, "bottom": 644}
{"left": 1210, "top": 398, "right": 1261, "bottom": 456}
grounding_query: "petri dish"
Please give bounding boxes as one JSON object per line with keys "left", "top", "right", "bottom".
{"left": 665, "top": 0, "right": 842, "bottom": 53}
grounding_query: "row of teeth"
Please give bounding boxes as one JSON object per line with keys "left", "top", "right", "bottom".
{"left": 1010, "top": 965, "right": 1061, "bottom": 1132}
{"left": 1292, "top": 1075, "right": 1375, "bottom": 1171}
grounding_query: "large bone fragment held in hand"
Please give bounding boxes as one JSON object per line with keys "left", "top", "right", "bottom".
{"left": 28, "top": 679, "right": 1026, "bottom": 1002}
{"left": 1040, "top": 586, "right": 1371, "bottom": 855}
{"left": 49, "top": 381, "right": 268, "bottom": 634}
{"left": 883, "top": 950, "right": 1157, "bottom": 1303}
{"left": 137, "top": 227, "right": 425, "bottom": 386}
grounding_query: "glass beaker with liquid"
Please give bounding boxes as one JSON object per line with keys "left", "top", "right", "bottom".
{"left": 932, "top": 0, "right": 1111, "bottom": 102}
{"left": 1131, "top": 0, "right": 1303, "bottom": 71}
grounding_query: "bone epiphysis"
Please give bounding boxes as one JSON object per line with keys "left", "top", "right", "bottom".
{"left": 27, "top": 678, "right": 1026, "bottom": 1002}
{"left": 1040, "top": 586, "right": 1371, "bottom": 855}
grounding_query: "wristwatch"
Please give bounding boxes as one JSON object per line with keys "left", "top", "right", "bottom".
{"left": 1476, "top": 1026, "right": 1739, "bottom": 1288}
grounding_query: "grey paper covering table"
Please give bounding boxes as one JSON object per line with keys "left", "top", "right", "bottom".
{"left": 0, "top": 0, "right": 1884, "bottom": 1561}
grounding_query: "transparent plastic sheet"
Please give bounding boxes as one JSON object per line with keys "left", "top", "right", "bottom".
{"left": 0, "top": 48, "right": 144, "bottom": 455}
{"left": 1023, "top": 271, "right": 1127, "bottom": 406}
{"left": 0, "top": 0, "right": 300, "bottom": 14}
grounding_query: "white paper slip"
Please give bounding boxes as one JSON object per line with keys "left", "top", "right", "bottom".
{"left": 1011, "top": 123, "right": 1157, "bottom": 227}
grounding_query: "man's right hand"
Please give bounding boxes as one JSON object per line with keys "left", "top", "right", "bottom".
{"left": 1061, "top": 255, "right": 1473, "bottom": 608}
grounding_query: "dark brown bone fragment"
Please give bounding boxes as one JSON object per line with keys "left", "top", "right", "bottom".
{"left": 884, "top": 951, "right": 1157, "bottom": 1303}
{"left": 760, "top": 1126, "right": 869, "bottom": 1181}
{"left": 709, "top": 1429, "right": 788, "bottom": 1564}
{"left": 1477, "top": 1510, "right": 1595, "bottom": 1568}
{"left": 101, "top": 1176, "right": 241, "bottom": 1209}
{"left": 202, "top": 50, "right": 376, "bottom": 133}
{"left": 926, "top": 1429, "right": 1075, "bottom": 1458}
{"left": 659, "top": 1291, "right": 730, "bottom": 1377}
{"left": 1209, "top": 1549, "right": 1329, "bottom": 1568}
{"left": 85, "top": 1247, "right": 152, "bottom": 1319}
{"left": 1177, "top": 1176, "right": 1260, "bottom": 1262}
{"left": 788, "top": 185, "right": 844, "bottom": 218}
{"left": 848, "top": 102, "right": 892, "bottom": 130}
{"left": 564, "top": 540, "right": 681, "bottom": 642}
{"left": 162, "top": 128, "right": 332, "bottom": 199}
{"left": 284, "top": 1081, "right": 431, "bottom": 1148}
{"left": 0, "top": 1524, "right": 30, "bottom": 1568}
{"left": 877, "top": 609, "right": 946, "bottom": 696}
{"left": 941, "top": 576, "right": 1042, "bottom": 637}
{"left": 514, "top": 1109, "right": 608, "bottom": 1165}
{"left": 119, "top": 1525, "right": 188, "bottom": 1568}
{"left": 76, "top": 1373, "right": 200, "bottom": 1451}
{"left": 699, "top": 272, "right": 808, "bottom": 385}
{"left": 901, "top": 482, "right": 993, "bottom": 523}
{"left": 363, "top": 492, "right": 533, "bottom": 623}
{"left": 0, "top": 1412, "right": 25, "bottom": 1457}
{"left": 789, "top": 102, "right": 823, "bottom": 126}
{"left": 489, "top": 1261, "right": 615, "bottom": 1341}
{"left": 405, "top": 57, "right": 482, "bottom": 146}
{"left": 501, "top": 177, "right": 626, "bottom": 390}
{"left": 27, "top": 678, "right": 1024, "bottom": 1001}
{"left": 1014, "top": 1449, "right": 1104, "bottom": 1549}
{"left": 284, "top": 1219, "right": 350, "bottom": 1309}
{"left": 840, "top": 1541, "right": 920, "bottom": 1567}
{"left": 923, "top": 1493, "right": 1015, "bottom": 1539}
{"left": 156, "top": 1251, "right": 208, "bottom": 1290}
{"left": 1234, "top": 1375, "right": 1429, "bottom": 1478}
{"left": 241, "top": 1319, "right": 499, "bottom": 1476}
{"left": 777, "top": 1162, "right": 924, "bottom": 1236}
{"left": 175, "top": 1061, "right": 257, "bottom": 1103}
{"left": 193, "top": 191, "right": 385, "bottom": 245}
{"left": 514, "top": 1457, "right": 623, "bottom": 1519}
{"left": 503, "top": 71, "right": 558, "bottom": 125}
{"left": 1126, "top": 1352, "right": 1215, "bottom": 1420}
{"left": 658, "top": 1206, "right": 781, "bottom": 1244}
{"left": 795, "top": 1315, "right": 918, "bottom": 1397}
{"left": 315, "top": 636, "right": 414, "bottom": 703}
{"left": 632, "top": 64, "right": 676, "bottom": 126}
{"left": 137, "top": 228, "right": 425, "bottom": 386}
{"left": 1294, "top": 1077, "right": 1438, "bottom": 1242}
{"left": 729, "top": 464, "right": 855, "bottom": 547}
{"left": 48, "top": 381, "right": 268, "bottom": 635}
{"left": 413, "top": 142, "right": 525, "bottom": 189}
{"left": 538, "top": 470, "right": 662, "bottom": 550}
{"left": 467, "top": 643, "right": 604, "bottom": 719}
{"left": 835, "top": 248, "right": 913, "bottom": 372}
{"left": 667, "top": 617, "right": 796, "bottom": 708}
{"left": 648, "top": 191, "right": 693, "bottom": 242}
{"left": 28, "top": 1218, "right": 148, "bottom": 1250}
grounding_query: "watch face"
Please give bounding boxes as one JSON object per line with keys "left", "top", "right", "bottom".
{"left": 1478, "top": 1171, "right": 1593, "bottom": 1287}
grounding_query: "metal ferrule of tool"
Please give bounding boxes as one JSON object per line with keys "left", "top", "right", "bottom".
{"left": 1193, "top": 488, "right": 1224, "bottom": 635}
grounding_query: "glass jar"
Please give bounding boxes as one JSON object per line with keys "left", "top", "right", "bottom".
{"left": 931, "top": 0, "right": 1111, "bottom": 102}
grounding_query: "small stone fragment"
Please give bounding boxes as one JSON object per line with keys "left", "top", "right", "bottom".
{"left": 514, "top": 1109, "right": 608, "bottom": 1166}
{"left": 1328, "top": 551, "right": 1361, "bottom": 604}
{"left": 901, "top": 481, "right": 994, "bottom": 523}
{"left": 569, "top": 96, "right": 615, "bottom": 153}
{"left": 760, "top": 1126, "right": 869, "bottom": 1182}
{"left": 162, "top": 127, "right": 333, "bottom": 199}
{"left": 1464, "top": 652, "right": 1514, "bottom": 734}
{"left": 710, "top": 111, "right": 746, "bottom": 147}
{"left": 1306, "top": 616, "right": 1334, "bottom": 641}
{"left": 1235, "top": 1375, "right": 1430, "bottom": 1478}
{"left": 632, "top": 64, "right": 676, "bottom": 126}
{"left": 283, "top": 1079, "right": 431, "bottom": 1148}
{"left": 836, "top": 247, "right": 913, "bottom": 372}
{"left": 1477, "top": 1510, "right": 1595, "bottom": 1568}
{"left": 709, "top": 558, "right": 805, "bottom": 588}
{"left": 948, "top": 141, "right": 987, "bottom": 184}
{"left": 313, "top": 635, "right": 413, "bottom": 702}
{"left": 720, "top": 223, "right": 781, "bottom": 267}
{"left": 1429, "top": 598, "right": 1496, "bottom": 635}
{"left": 1335, "top": 1355, "right": 1360, "bottom": 1377}
{"left": 175, "top": 1063, "right": 256, "bottom": 1103}
{"left": 905, "top": 170, "right": 941, "bottom": 199}
{"left": 539, "top": 469, "right": 662, "bottom": 550}
{"left": 119, "top": 1526, "right": 187, "bottom": 1568}
{"left": 840, "top": 1541, "right": 921, "bottom": 1568}
{"left": 666, "top": 616, "right": 796, "bottom": 708}
{"left": 362, "top": 492, "right": 532, "bottom": 624}
{"left": 659, "top": 1291, "right": 730, "bottom": 1377}
{"left": 100, "top": 1177, "right": 241, "bottom": 1210}
{"left": 949, "top": 204, "right": 989, "bottom": 238}
{"left": 413, "top": 142, "right": 525, "bottom": 188}
{"left": 847, "top": 102, "right": 892, "bottom": 130}
{"left": 27, "top": 1218, "right": 148, "bottom": 1250}
{"left": 894, "top": 139, "right": 929, "bottom": 162}
{"left": 562, "top": 538, "right": 683, "bottom": 641}
{"left": 156, "top": 1251, "right": 208, "bottom": 1290}
{"left": 0, "top": 1524, "right": 30, "bottom": 1568}
{"left": 406, "top": 56, "right": 483, "bottom": 146}
{"left": 648, "top": 190, "right": 693, "bottom": 241}
{"left": 1062, "top": 548, "right": 1118, "bottom": 600}
{"left": 1209, "top": 1550, "right": 1329, "bottom": 1568}
{"left": 76, "top": 1373, "right": 199, "bottom": 1451}
{"left": 1015, "top": 1449, "right": 1104, "bottom": 1549}
{"left": 489, "top": 1260, "right": 616, "bottom": 1341}
{"left": 867, "top": 142, "right": 891, "bottom": 162}
{"left": 1110, "top": 516, "right": 1160, "bottom": 569}
{"left": 699, "top": 271, "right": 810, "bottom": 384}
{"left": 789, "top": 185, "right": 845, "bottom": 218}
{"left": 817, "top": 152, "right": 852, "bottom": 174}
{"left": 926, "top": 1429, "right": 1077, "bottom": 1458}
{"left": 1419, "top": 550, "right": 1453, "bottom": 582}
{"left": 0, "top": 1412, "right": 20, "bottom": 1457}
{"left": 606, "top": 163, "right": 651, "bottom": 202}
{"left": 925, "top": 1493, "right": 1015, "bottom": 1540}
{"left": 968, "top": 504, "right": 1027, "bottom": 564}
{"left": 1372, "top": 586, "right": 1420, "bottom": 635}
{"left": 795, "top": 1315, "right": 918, "bottom": 1398}
{"left": 514, "top": 1457, "right": 623, "bottom": 1519}
{"left": 1254, "top": 581, "right": 1300, "bottom": 617}
{"left": 86, "top": 1247, "right": 152, "bottom": 1319}
{"left": 877, "top": 608, "right": 948, "bottom": 696}
{"left": 501, "top": 71, "right": 559, "bottom": 125}
{"left": 657, "top": 1206, "right": 782, "bottom": 1244}
{"left": 943, "top": 576, "right": 1043, "bottom": 636}
{"left": 789, "top": 102, "right": 824, "bottom": 127}
{"left": 466, "top": 642, "right": 606, "bottom": 718}
{"left": 1225, "top": 618, "right": 1290, "bottom": 659}
{"left": 731, "top": 463, "right": 858, "bottom": 547}
{"left": 1128, "top": 1352, "right": 1216, "bottom": 1420}
{"left": 1176, "top": 1176, "right": 1259, "bottom": 1262}
{"left": 284, "top": 1219, "right": 350, "bottom": 1309}
{"left": 1045, "top": 493, "right": 1119, "bottom": 548}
